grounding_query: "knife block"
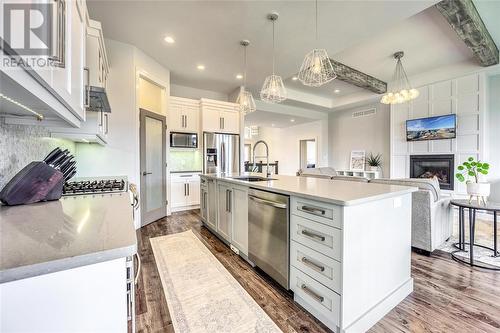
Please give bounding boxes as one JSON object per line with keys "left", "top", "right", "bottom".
{"left": 0, "top": 162, "right": 65, "bottom": 206}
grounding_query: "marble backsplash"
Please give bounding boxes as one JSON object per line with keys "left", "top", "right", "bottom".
{"left": 170, "top": 150, "right": 202, "bottom": 172}
{"left": 0, "top": 119, "right": 75, "bottom": 190}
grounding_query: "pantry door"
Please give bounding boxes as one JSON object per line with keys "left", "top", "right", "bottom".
{"left": 140, "top": 109, "right": 167, "bottom": 226}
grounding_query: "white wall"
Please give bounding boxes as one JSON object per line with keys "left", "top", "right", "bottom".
{"left": 245, "top": 120, "right": 329, "bottom": 176}
{"left": 328, "top": 102, "right": 390, "bottom": 177}
{"left": 75, "top": 39, "right": 171, "bottom": 227}
{"left": 170, "top": 84, "right": 228, "bottom": 101}
{"left": 488, "top": 74, "right": 500, "bottom": 202}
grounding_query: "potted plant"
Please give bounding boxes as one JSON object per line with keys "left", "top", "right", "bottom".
{"left": 366, "top": 153, "right": 382, "bottom": 171}
{"left": 455, "top": 157, "right": 490, "bottom": 204}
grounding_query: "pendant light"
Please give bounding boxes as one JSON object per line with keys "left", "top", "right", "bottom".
{"left": 260, "top": 12, "right": 287, "bottom": 103}
{"left": 297, "top": 0, "right": 336, "bottom": 87}
{"left": 237, "top": 40, "right": 256, "bottom": 114}
{"left": 380, "top": 51, "right": 419, "bottom": 105}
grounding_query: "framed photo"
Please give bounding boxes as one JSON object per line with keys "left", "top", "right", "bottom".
{"left": 350, "top": 150, "right": 366, "bottom": 171}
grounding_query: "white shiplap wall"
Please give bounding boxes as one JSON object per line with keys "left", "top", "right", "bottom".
{"left": 390, "top": 73, "right": 487, "bottom": 195}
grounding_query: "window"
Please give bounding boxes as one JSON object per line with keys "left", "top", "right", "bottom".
{"left": 299, "top": 139, "right": 317, "bottom": 169}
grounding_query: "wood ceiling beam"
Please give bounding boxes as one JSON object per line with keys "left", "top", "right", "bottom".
{"left": 329, "top": 59, "right": 387, "bottom": 94}
{"left": 435, "top": 0, "right": 499, "bottom": 67}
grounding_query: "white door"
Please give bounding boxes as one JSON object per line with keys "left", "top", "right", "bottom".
{"left": 140, "top": 109, "right": 167, "bottom": 226}
{"left": 202, "top": 108, "right": 221, "bottom": 132}
{"left": 183, "top": 106, "right": 199, "bottom": 133}
{"left": 186, "top": 180, "right": 200, "bottom": 206}
{"left": 217, "top": 183, "right": 232, "bottom": 241}
{"left": 231, "top": 186, "right": 248, "bottom": 255}
{"left": 220, "top": 111, "right": 239, "bottom": 134}
{"left": 170, "top": 181, "right": 187, "bottom": 209}
{"left": 207, "top": 179, "right": 217, "bottom": 230}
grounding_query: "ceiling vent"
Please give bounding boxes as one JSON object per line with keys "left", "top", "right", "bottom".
{"left": 352, "top": 108, "right": 376, "bottom": 118}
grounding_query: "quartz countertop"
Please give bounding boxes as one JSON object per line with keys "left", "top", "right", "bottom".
{"left": 201, "top": 173, "right": 417, "bottom": 206}
{"left": 0, "top": 193, "right": 137, "bottom": 283}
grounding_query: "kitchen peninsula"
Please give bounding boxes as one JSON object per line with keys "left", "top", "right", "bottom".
{"left": 200, "top": 173, "right": 417, "bottom": 333}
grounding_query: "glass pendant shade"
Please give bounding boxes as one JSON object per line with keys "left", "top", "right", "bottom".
{"left": 237, "top": 87, "right": 256, "bottom": 114}
{"left": 260, "top": 74, "right": 287, "bottom": 103}
{"left": 298, "top": 49, "right": 336, "bottom": 87}
{"left": 238, "top": 40, "right": 256, "bottom": 114}
{"left": 260, "top": 12, "right": 287, "bottom": 104}
{"left": 381, "top": 51, "right": 419, "bottom": 105}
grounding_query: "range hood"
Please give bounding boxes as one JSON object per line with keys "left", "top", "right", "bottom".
{"left": 88, "top": 86, "right": 111, "bottom": 113}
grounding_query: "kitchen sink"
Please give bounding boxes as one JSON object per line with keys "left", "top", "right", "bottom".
{"left": 231, "top": 176, "right": 276, "bottom": 182}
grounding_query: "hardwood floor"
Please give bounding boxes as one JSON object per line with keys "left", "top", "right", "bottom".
{"left": 135, "top": 210, "right": 500, "bottom": 333}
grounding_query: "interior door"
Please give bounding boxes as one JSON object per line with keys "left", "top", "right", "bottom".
{"left": 140, "top": 109, "right": 167, "bottom": 226}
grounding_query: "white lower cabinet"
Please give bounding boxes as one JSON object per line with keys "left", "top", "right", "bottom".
{"left": 217, "top": 182, "right": 232, "bottom": 241}
{"left": 170, "top": 173, "right": 200, "bottom": 212}
{"left": 200, "top": 176, "right": 248, "bottom": 256}
{"left": 0, "top": 258, "right": 129, "bottom": 332}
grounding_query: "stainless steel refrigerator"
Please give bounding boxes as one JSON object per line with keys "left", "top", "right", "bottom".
{"left": 203, "top": 132, "right": 240, "bottom": 174}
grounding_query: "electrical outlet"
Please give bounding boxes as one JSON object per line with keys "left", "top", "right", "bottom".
{"left": 230, "top": 244, "right": 240, "bottom": 255}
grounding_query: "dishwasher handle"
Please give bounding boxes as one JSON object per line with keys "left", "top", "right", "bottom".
{"left": 249, "top": 195, "right": 287, "bottom": 209}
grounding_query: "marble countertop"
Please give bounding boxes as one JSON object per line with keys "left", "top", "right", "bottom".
{"left": 201, "top": 173, "right": 417, "bottom": 206}
{"left": 0, "top": 193, "right": 137, "bottom": 284}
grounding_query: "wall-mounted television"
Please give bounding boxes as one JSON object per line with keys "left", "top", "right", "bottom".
{"left": 406, "top": 114, "right": 456, "bottom": 142}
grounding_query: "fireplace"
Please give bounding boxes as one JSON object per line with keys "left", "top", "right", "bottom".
{"left": 410, "top": 155, "right": 454, "bottom": 190}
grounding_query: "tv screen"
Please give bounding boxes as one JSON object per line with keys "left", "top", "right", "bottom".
{"left": 406, "top": 114, "right": 456, "bottom": 142}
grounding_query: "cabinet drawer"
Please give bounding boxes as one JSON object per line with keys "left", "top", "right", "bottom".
{"left": 290, "top": 267, "right": 340, "bottom": 328}
{"left": 171, "top": 173, "right": 200, "bottom": 182}
{"left": 290, "top": 241, "right": 341, "bottom": 294}
{"left": 291, "top": 215, "right": 342, "bottom": 261}
{"left": 291, "top": 197, "right": 342, "bottom": 229}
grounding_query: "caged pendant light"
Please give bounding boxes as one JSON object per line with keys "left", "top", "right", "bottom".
{"left": 236, "top": 40, "right": 256, "bottom": 114}
{"left": 380, "top": 51, "right": 419, "bottom": 105}
{"left": 260, "top": 12, "right": 287, "bottom": 104}
{"left": 297, "top": 0, "right": 336, "bottom": 87}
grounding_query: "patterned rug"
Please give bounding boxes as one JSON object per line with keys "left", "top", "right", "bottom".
{"left": 150, "top": 230, "right": 282, "bottom": 333}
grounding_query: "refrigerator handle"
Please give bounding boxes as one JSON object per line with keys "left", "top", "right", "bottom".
{"left": 221, "top": 142, "right": 226, "bottom": 173}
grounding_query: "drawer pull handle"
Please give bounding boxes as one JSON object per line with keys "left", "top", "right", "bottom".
{"left": 301, "top": 257, "right": 325, "bottom": 272}
{"left": 301, "top": 284, "right": 324, "bottom": 303}
{"left": 301, "top": 229, "right": 326, "bottom": 242}
{"left": 301, "top": 205, "right": 326, "bottom": 216}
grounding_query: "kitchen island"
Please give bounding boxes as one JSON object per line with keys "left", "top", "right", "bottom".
{"left": 0, "top": 193, "right": 137, "bottom": 332}
{"left": 200, "top": 173, "right": 417, "bottom": 333}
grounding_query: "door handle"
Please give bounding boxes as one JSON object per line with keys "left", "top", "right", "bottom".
{"left": 104, "top": 114, "right": 109, "bottom": 134}
{"left": 248, "top": 195, "right": 287, "bottom": 209}
{"left": 142, "top": 171, "right": 152, "bottom": 176}
{"left": 83, "top": 67, "right": 90, "bottom": 107}
{"left": 301, "top": 257, "right": 325, "bottom": 272}
{"left": 187, "top": 183, "right": 190, "bottom": 196}
{"left": 301, "top": 229, "right": 326, "bottom": 242}
{"left": 301, "top": 284, "right": 324, "bottom": 303}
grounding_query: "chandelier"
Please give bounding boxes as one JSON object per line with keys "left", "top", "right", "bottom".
{"left": 237, "top": 40, "right": 256, "bottom": 114}
{"left": 260, "top": 13, "right": 286, "bottom": 103}
{"left": 297, "top": 0, "right": 336, "bottom": 87}
{"left": 381, "top": 51, "right": 419, "bottom": 105}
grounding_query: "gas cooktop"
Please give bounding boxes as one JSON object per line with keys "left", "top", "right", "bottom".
{"left": 62, "top": 177, "right": 127, "bottom": 196}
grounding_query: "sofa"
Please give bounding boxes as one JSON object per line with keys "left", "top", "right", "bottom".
{"left": 370, "top": 178, "right": 452, "bottom": 254}
{"left": 298, "top": 169, "right": 453, "bottom": 254}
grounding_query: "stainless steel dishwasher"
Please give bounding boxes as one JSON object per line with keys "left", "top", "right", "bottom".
{"left": 248, "top": 188, "right": 289, "bottom": 289}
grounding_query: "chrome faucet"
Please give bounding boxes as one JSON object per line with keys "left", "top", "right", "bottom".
{"left": 252, "top": 140, "right": 271, "bottom": 177}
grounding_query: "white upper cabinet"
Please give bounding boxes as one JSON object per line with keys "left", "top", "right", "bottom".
{"left": 0, "top": 0, "right": 87, "bottom": 126}
{"left": 169, "top": 97, "right": 200, "bottom": 133}
{"left": 200, "top": 98, "right": 240, "bottom": 134}
{"left": 86, "top": 19, "right": 109, "bottom": 90}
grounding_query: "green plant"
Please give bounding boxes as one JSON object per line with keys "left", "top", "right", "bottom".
{"left": 366, "top": 153, "right": 382, "bottom": 167}
{"left": 455, "top": 157, "right": 489, "bottom": 183}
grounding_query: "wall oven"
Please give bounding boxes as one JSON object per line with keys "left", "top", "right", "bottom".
{"left": 170, "top": 132, "right": 198, "bottom": 148}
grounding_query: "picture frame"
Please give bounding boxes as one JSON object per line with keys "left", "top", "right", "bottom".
{"left": 350, "top": 150, "right": 366, "bottom": 171}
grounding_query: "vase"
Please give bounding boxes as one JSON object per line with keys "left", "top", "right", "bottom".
{"left": 368, "top": 166, "right": 379, "bottom": 172}
{"left": 466, "top": 182, "right": 490, "bottom": 205}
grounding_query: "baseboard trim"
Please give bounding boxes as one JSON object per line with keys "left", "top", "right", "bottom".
{"left": 343, "top": 278, "right": 414, "bottom": 333}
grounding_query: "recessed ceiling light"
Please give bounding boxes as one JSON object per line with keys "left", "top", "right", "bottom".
{"left": 290, "top": 119, "right": 295, "bottom": 122}
{"left": 334, "top": 89, "right": 340, "bottom": 93}
{"left": 271, "top": 123, "right": 275, "bottom": 127}
{"left": 197, "top": 64, "right": 205, "bottom": 70}
{"left": 164, "top": 36, "right": 175, "bottom": 44}
{"left": 236, "top": 74, "right": 243, "bottom": 79}
{"left": 292, "top": 76, "right": 298, "bottom": 81}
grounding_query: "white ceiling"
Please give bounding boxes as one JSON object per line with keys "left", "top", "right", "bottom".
{"left": 87, "top": 1, "right": 436, "bottom": 95}
{"left": 87, "top": 0, "right": 498, "bottom": 116}
{"left": 244, "top": 110, "right": 315, "bottom": 128}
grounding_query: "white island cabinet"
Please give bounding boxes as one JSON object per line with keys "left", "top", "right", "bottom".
{"left": 199, "top": 173, "right": 416, "bottom": 333}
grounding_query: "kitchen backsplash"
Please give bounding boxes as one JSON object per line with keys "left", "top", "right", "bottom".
{"left": 170, "top": 150, "right": 202, "bottom": 172}
{"left": 0, "top": 120, "right": 76, "bottom": 190}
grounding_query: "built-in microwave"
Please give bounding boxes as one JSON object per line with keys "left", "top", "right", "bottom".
{"left": 170, "top": 132, "right": 198, "bottom": 148}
